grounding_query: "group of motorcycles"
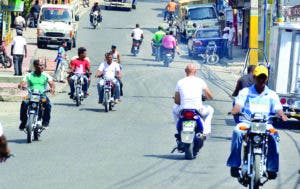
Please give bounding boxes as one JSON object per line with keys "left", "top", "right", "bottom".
{"left": 153, "top": 45, "right": 175, "bottom": 67}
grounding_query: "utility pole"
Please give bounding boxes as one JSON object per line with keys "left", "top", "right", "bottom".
{"left": 249, "top": 0, "right": 259, "bottom": 65}
{"left": 277, "top": 0, "right": 284, "bottom": 23}
{"left": 233, "top": 9, "right": 238, "bottom": 46}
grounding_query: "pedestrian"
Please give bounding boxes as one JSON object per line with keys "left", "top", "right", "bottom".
{"left": 11, "top": 28, "right": 27, "bottom": 76}
{"left": 14, "top": 12, "right": 26, "bottom": 30}
{"left": 222, "top": 25, "right": 230, "bottom": 59}
{"left": 53, "top": 42, "right": 67, "bottom": 83}
{"left": 227, "top": 22, "right": 235, "bottom": 59}
{"left": 30, "top": 0, "right": 41, "bottom": 28}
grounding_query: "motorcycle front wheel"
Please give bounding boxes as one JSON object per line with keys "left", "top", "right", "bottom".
{"left": 75, "top": 87, "right": 81, "bottom": 106}
{"left": 26, "top": 114, "right": 35, "bottom": 143}
{"left": 206, "top": 54, "right": 219, "bottom": 65}
{"left": 4, "top": 56, "right": 12, "bottom": 68}
{"left": 104, "top": 91, "right": 110, "bottom": 112}
{"left": 250, "top": 154, "right": 261, "bottom": 189}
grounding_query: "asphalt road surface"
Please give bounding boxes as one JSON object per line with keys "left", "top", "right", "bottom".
{"left": 0, "top": 1, "right": 299, "bottom": 189}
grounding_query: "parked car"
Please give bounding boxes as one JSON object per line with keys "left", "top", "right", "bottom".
{"left": 187, "top": 28, "right": 225, "bottom": 59}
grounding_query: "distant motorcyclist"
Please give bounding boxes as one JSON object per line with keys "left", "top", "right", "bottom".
{"left": 68, "top": 47, "right": 91, "bottom": 99}
{"left": 173, "top": 63, "right": 214, "bottom": 135}
{"left": 110, "top": 45, "right": 123, "bottom": 96}
{"left": 18, "top": 59, "right": 55, "bottom": 130}
{"left": 227, "top": 65, "right": 288, "bottom": 179}
{"left": 95, "top": 52, "right": 122, "bottom": 104}
{"left": 90, "top": 2, "right": 102, "bottom": 25}
{"left": 151, "top": 25, "right": 165, "bottom": 56}
{"left": 161, "top": 30, "right": 178, "bottom": 58}
{"left": 163, "top": 0, "right": 177, "bottom": 22}
{"left": 131, "top": 24, "right": 144, "bottom": 53}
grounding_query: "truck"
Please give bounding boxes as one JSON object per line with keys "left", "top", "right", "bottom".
{"left": 101, "top": 0, "right": 137, "bottom": 11}
{"left": 37, "top": 2, "right": 80, "bottom": 50}
{"left": 176, "top": 0, "right": 220, "bottom": 41}
{"left": 268, "top": 22, "right": 300, "bottom": 121}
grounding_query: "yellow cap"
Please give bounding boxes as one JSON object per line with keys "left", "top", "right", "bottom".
{"left": 253, "top": 65, "right": 268, "bottom": 77}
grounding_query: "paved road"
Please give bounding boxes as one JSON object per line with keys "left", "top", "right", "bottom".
{"left": 0, "top": 1, "right": 299, "bottom": 189}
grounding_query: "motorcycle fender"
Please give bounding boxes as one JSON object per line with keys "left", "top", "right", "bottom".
{"left": 29, "top": 110, "right": 36, "bottom": 114}
{"left": 181, "top": 132, "right": 195, "bottom": 144}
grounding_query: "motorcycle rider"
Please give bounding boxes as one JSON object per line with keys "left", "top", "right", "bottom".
{"left": 231, "top": 65, "right": 256, "bottom": 123}
{"left": 162, "top": 30, "right": 178, "bottom": 59}
{"left": 163, "top": 0, "right": 177, "bottom": 22}
{"left": 173, "top": 63, "right": 214, "bottom": 135}
{"left": 18, "top": 59, "right": 55, "bottom": 130}
{"left": 68, "top": 47, "right": 91, "bottom": 99}
{"left": 227, "top": 65, "right": 288, "bottom": 179}
{"left": 131, "top": 24, "right": 144, "bottom": 54}
{"left": 151, "top": 25, "right": 166, "bottom": 57}
{"left": 95, "top": 52, "right": 122, "bottom": 104}
{"left": 90, "top": 2, "right": 102, "bottom": 25}
{"left": 110, "top": 45, "right": 123, "bottom": 96}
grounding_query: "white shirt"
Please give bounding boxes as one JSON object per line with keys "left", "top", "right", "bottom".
{"left": 175, "top": 76, "right": 207, "bottom": 109}
{"left": 98, "top": 61, "right": 120, "bottom": 80}
{"left": 14, "top": 16, "right": 26, "bottom": 26}
{"left": 228, "top": 27, "right": 235, "bottom": 42}
{"left": 131, "top": 28, "right": 143, "bottom": 40}
{"left": 12, "top": 36, "right": 27, "bottom": 55}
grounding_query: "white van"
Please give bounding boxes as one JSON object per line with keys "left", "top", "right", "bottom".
{"left": 37, "top": 3, "right": 80, "bottom": 50}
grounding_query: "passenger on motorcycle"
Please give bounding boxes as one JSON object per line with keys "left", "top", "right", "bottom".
{"left": 95, "top": 53, "right": 122, "bottom": 104}
{"left": 161, "top": 30, "right": 178, "bottom": 58}
{"left": 173, "top": 63, "right": 214, "bottom": 135}
{"left": 68, "top": 47, "right": 91, "bottom": 99}
{"left": 89, "top": 2, "right": 102, "bottom": 24}
{"left": 163, "top": 0, "right": 177, "bottom": 22}
{"left": 227, "top": 65, "right": 288, "bottom": 179}
{"left": 18, "top": 59, "right": 55, "bottom": 130}
{"left": 131, "top": 24, "right": 144, "bottom": 53}
{"left": 151, "top": 26, "right": 166, "bottom": 56}
{"left": 110, "top": 45, "right": 123, "bottom": 96}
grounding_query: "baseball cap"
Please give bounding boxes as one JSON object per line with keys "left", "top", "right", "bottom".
{"left": 253, "top": 65, "right": 268, "bottom": 77}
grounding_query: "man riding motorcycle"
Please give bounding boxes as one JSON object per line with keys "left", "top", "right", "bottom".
{"left": 151, "top": 25, "right": 166, "bottom": 56}
{"left": 173, "top": 63, "right": 214, "bottom": 135}
{"left": 68, "top": 47, "right": 91, "bottom": 99}
{"left": 161, "top": 30, "right": 178, "bottom": 59}
{"left": 18, "top": 59, "right": 55, "bottom": 130}
{"left": 95, "top": 52, "right": 122, "bottom": 104}
{"left": 227, "top": 65, "right": 288, "bottom": 179}
{"left": 131, "top": 24, "right": 144, "bottom": 54}
{"left": 164, "top": 0, "right": 177, "bottom": 22}
{"left": 89, "top": 2, "right": 102, "bottom": 25}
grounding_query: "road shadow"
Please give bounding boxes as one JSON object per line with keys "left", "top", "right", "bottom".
{"left": 53, "top": 102, "right": 76, "bottom": 107}
{"left": 210, "top": 135, "right": 232, "bottom": 141}
{"left": 144, "top": 154, "right": 184, "bottom": 160}
{"left": 128, "top": 95, "right": 172, "bottom": 99}
{"left": 273, "top": 120, "right": 300, "bottom": 130}
{"left": 7, "top": 138, "right": 27, "bottom": 144}
{"left": 102, "top": 7, "right": 131, "bottom": 11}
{"left": 27, "top": 42, "right": 37, "bottom": 46}
{"left": 79, "top": 108, "right": 107, "bottom": 113}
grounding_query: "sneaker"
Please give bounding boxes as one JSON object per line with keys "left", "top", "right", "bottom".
{"left": 98, "top": 100, "right": 103, "bottom": 104}
{"left": 70, "top": 95, "right": 74, "bottom": 99}
{"left": 230, "top": 167, "right": 240, "bottom": 178}
{"left": 19, "top": 123, "right": 26, "bottom": 131}
{"left": 266, "top": 171, "right": 277, "bottom": 180}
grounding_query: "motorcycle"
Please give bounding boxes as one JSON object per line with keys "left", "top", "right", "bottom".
{"left": 91, "top": 11, "right": 99, "bottom": 29}
{"left": 163, "top": 48, "right": 174, "bottom": 67}
{"left": 131, "top": 40, "right": 141, "bottom": 56}
{"left": 153, "top": 44, "right": 161, "bottom": 62}
{"left": 171, "top": 109, "right": 206, "bottom": 160}
{"left": 230, "top": 112, "right": 279, "bottom": 189}
{"left": 23, "top": 87, "right": 49, "bottom": 143}
{"left": 72, "top": 73, "right": 85, "bottom": 106}
{"left": 99, "top": 78, "right": 116, "bottom": 112}
{"left": 167, "top": 12, "right": 175, "bottom": 26}
{"left": 199, "top": 41, "right": 219, "bottom": 65}
{"left": 0, "top": 46, "right": 12, "bottom": 69}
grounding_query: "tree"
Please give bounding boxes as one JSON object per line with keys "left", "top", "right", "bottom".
{"left": 23, "top": 0, "right": 34, "bottom": 18}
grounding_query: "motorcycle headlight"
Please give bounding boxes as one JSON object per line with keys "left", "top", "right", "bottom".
{"left": 31, "top": 103, "right": 37, "bottom": 108}
{"left": 253, "top": 135, "right": 262, "bottom": 144}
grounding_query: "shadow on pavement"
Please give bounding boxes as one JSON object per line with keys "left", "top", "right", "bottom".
{"left": 79, "top": 108, "right": 106, "bottom": 113}
{"left": 273, "top": 121, "right": 300, "bottom": 130}
{"left": 210, "top": 136, "right": 232, "bottom": 141}
{"left": 144, "top": 154, "right": 184, "bottom": 160}
{"left": 53, "top": 102, "right": 76, "bottom": 107}
{"left": 7, "top": 138, "right": 27, "bottom": 144}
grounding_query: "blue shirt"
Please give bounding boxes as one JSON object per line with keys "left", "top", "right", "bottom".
{"left": 55, "top": 46, "right": 66, "bottom": 62}
{"left": 235, "top": 85, "right": 282, "bottom": 118}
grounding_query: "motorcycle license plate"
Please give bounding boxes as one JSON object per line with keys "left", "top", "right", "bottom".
{"left": 134, "top": 46, "right": 138, "bottom": 50}
{"left": 181, "top": 132, "right": 194, "bottom": 143}
{"left": 253, "top": 148, "right": 262, "bottom": 154}
{"left": 182, "top": 121, "right": 196, "bottom": 132}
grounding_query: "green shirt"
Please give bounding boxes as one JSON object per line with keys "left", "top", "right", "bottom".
{"left": 24, "top": 72, "right": 52, "bottom": 93}
{"left": 153, "top": 30, "right": 166, "bottom": 45}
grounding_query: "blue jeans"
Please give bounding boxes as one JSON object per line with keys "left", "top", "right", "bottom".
{"left": 226, "top": 122, "right": 280, "bottom": 172}
{"left": 97, "top": 78, "right": 120, "bottom": 102}
{"left": 69, "top": 74, "right": 88, "bottom": 95}
{"left": 13, "top": 54, "right": 24, "bottom": 75}
{"left": 20, "top": 96, "right": 51, "bottom": 125}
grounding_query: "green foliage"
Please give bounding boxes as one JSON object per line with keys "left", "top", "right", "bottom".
{"left": 23, "top": 0, "right": 34, "bottom": 18}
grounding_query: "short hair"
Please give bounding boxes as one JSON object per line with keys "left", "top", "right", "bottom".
{"left": 136, "top": 24, "right": 139, "bottom": 28}
{"left": 33, "top": 59, "right": 40, "bottom": 67}
{"left": 169, "top": 30, "right": 173, "bottom": 35}
{"left": 105, "top": 52, "right": 112, "bottom": 57}
{"left": 247, "top": 65, "right": 256, "bottom": 74}
{"left": 78, "top": 47, "right": 86, "bottom": 56}
{"left": 111, "top": 45, "right": 116, "bottom": 49}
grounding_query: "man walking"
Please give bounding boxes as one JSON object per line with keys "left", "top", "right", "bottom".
{"left": 11, "top": 28, "right": 27, "bottom": 76}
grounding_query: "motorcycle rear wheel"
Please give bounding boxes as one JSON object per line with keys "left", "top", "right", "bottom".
{"left": 34, "top": 128, "right": 39, "bottom": 141}
{"left": 184, "top": 143, "right": 194, "bottom": 160}
{"left": 26, "top": 114, "right": 35, "bottom": 143}
{"left": 206, "top": 54, "right": 219, "bottom": 65}
{"left": 104, "top": 92, "right": 110, "bottom": 112}
{"left": 3, "top": 56, "right": 12, "bottom": 68}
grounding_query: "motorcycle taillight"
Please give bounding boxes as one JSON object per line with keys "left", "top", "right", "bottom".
{"left": 182, "top": 111, "right": 195, "bottom": 119}
{"left": 133, "top": 43, "right": 139, "bottom": 47}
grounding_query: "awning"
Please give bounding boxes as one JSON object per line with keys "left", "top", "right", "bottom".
{"left": 1, "top": 0, "right": 24, "bottom": 11}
